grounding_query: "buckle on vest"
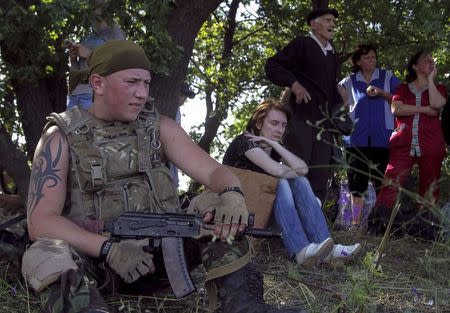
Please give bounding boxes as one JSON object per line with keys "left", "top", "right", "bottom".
{"left": 75, "top": 125, "right": 90, "bottom": 135}
{"left": 150, "top": 129, "right": 161, "bottom": 149}
{"left": 90, "top": 162, "right": 104, "bottom": 188}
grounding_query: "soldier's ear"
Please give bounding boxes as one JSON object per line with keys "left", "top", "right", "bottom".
{"left": 90, "top": 74, "right": 105, "bottom": 96}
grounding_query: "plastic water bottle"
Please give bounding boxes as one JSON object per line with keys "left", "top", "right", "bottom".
{"left": 361, "top": 181, "right": 376, "bottom": 227}
{"left": 334, "top": 182, "right": 352, "bottom": 229}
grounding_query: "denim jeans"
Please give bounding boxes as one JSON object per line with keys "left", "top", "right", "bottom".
{"left": 272, "top": 176, "right": 331, "bottom": 258}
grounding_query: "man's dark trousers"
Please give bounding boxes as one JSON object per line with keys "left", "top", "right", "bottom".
{"left": 284, "top": 118, "right": 332, "bottom": 202}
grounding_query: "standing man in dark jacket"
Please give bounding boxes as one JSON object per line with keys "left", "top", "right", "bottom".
{"left": 265, "top": 8, "right": 341, "bottom": 202}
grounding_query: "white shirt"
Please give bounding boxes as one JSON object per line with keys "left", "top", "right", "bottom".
{"left": 309, "top": 32, "right": 333, "bottom": 56}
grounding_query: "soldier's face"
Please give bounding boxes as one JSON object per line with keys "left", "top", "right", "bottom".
{"left": 101, "top": 69, "right": 151, "bottom": 122}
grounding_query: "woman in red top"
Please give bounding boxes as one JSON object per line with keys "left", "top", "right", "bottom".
{"left": 369, "top": 50, "right": 447, "bottom": 235}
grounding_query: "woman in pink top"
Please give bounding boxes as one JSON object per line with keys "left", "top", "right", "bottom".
{"left": 368, "top": 50, "right": 447, "bottom": 236}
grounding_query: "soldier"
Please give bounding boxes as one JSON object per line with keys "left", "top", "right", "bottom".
{"left": 22, "top": 40, "right": 304, "bottom": 313}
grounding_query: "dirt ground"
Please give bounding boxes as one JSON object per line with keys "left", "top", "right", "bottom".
{"left": 93, "top": 230, "right": 449, "bottom": 313}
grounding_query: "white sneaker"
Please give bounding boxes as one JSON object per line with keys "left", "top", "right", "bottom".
{"left": 323, "top": 243, "right": 362, "bottom": 263}
{"left": 295, "top": 238, "right": 334, "bottom": 268}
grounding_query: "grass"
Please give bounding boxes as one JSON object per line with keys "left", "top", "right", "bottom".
{"left": 1, "top": 231, "right": 449, "bottom": 313}
{"left": 2, "top": 161, "right": 449, "bottom": 312}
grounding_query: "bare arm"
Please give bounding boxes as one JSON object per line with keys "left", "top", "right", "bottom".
{"left": 337, "top": 84, "right": 349, "bottom": 108}
{"left": 427, "top": 67, "right": 446, "bottom": 109}
{"left": 161, "top": 117, "right": 246, "bottom": 240}
{"left": 244, "top": 133, "right": 308, "bottom": 178}
{"left": 244, "top": 148, "right": 297, "bottom": 178}
{"left": 27, "top": 126, "right": 108, "bottom": 257}
{"left": 367, "top": 85, "right": 394, "bottom": 102}
{"left": 160, "top": 116, "right": 240, "bottom": 192}
{"left": 391, "top": 101, "right": 438, "bottom": 117}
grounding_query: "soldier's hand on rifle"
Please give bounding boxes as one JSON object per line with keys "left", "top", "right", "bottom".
{"left": 213, "top": 187, "right": 249, "bottom": 243}
{"left": 101, "top": 238, "right": 155, "bottom": 283}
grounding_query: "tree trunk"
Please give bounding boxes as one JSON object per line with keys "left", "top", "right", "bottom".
{"left": 197, "top": 86, "right": 222, "bottom": 152}
{"left": 0, "top": 40, "right": 68, "bottom": 199}
{"left": 0, "top": 124, "right": 30, "bottom": 200}
{"left": 0, "top": 0, "right": 223, "bottom": 199}
{"left": 151, "top": 0, "right": 223, "bottom": 119}
{"left": 12, "top": 76, "right": 67, "bottom": 158}
{"left": 196, "top": 0, "right": 240, "bottom": 153}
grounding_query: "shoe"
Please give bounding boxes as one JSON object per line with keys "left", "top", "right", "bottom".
{"left": 323, "top": 243, "right": 362, "bottom": 263}
{"left": 295, "top": 237, "right": 334, "bottom": 268}
{"left": 216, "top": 262, "right": 307, "bottom": 312}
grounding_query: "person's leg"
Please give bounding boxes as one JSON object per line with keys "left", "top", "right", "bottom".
{"left": 308, "top": 130, "right": 333, "bottom": 202}
{"left": 284, "top": 119, "right": 331, "bottom": 202}
{"left": 44, "top": 268, "right": 110, "bottom": 313}
{"left": 288, "top": 176, "right": 331, "bottom": 243}
{"left": 417, "top": 153, "right": 445, "bottom": 204}
{"left": 369, "top": 147, "right": 415, "bottom": 234}
{"left": 272, "top": 179, "right": 310, "bottom": 258}
{"left": 199, "top": 238, "right": 305, "bottom": 312}
{"left": 188, "top": 192, "right": 306, "bottom": 312}
{"left": 375, "top": 147, "right": 415, "bottom": 208}
{"left": 370, "top": 147, "right": 390, "bottom": 194}
{"left": 287, "top": 178, "right": 362, "bottom": 264}
{"left": 347, "top": 147, "right": 370, "bottom": 225}
{"left": 284, "top": 120, "right": 313, "bottom": 164}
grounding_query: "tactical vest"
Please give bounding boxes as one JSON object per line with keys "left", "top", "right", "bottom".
{"left": 44, "top": 103, "right": 180, "bottom": 224}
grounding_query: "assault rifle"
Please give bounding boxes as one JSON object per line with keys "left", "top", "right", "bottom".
{"left": 97, "top": 211, "right": 280, "bottom": 299}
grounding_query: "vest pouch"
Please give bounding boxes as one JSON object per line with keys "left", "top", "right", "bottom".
{"left": 22, "top": 238, "right": 78, "bottom": 292}
{"left": 94, "top": 185, "right": 127, "bottom": 220}
{"left": 125, "top": 179, "right": 154, "bottom": 212}
{"left": 72, "top": 143, "right": 105, "bottom": 192}
{"left": 147, "top": 167, "right": 180, "bottom": 213}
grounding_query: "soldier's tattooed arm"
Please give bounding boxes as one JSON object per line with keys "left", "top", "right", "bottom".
{"left": 27, "top": 126, "right": 67, "bottom": 217}
{"left": 26, "top": 126, "right": 108, "bottom": 256}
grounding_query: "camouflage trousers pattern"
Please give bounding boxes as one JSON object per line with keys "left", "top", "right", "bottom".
{"left": 42, "top": 238, "right": 251, "bottom": 313}
{"left": 0, "top": 212, "right": 28, "bottom": 281}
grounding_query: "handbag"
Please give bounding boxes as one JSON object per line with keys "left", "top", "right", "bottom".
{"left": 224, "top": 166, "right": 278, "bottom": 228}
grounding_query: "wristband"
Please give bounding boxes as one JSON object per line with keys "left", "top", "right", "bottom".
{"left": 99, "top": 239, "right": 114, "bottom": 261}
{"left": 219, "top": 186, "right": 245, "bottom": 198}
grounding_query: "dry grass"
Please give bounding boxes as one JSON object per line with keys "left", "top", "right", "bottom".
{"left": 3, "top": 231, "right": 448, "bottom": 313}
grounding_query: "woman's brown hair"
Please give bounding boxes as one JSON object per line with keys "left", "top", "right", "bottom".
{"left": 245, "top": 98, "right": 291, "bottom": 135}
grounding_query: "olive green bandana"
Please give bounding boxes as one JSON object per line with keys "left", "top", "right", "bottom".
{"left": 88, "top": 40, "right": 151, "bottom": 76}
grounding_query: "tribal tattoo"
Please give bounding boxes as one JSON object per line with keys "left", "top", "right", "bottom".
{"left": 27, "top": 131, "right": 63, "bottom": 216}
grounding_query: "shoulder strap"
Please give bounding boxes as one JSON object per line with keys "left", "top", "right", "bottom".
{"left": 44, "top": 107, "right": 94, "bottom": 135}
{"left": 135, "top": 100, "right": 162, "bottom": 170}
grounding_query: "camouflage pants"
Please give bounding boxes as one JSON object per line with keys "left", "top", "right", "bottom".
{"left": 42, "top": 268, "right": 109, "bottom": 313}
{"left": 42, "top": 191, "right": 252, "bottom": 312}
{"left": 42, "top": 238, "right": 251, "bottom": 313}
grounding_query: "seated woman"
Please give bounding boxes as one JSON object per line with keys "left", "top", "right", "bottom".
{"left": 223, "top": 99, "right": 361, "bottom": 267}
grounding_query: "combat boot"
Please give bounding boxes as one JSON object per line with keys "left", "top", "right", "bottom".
{"left": 215, "top": 262, "right": 307, "bottom": 313}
